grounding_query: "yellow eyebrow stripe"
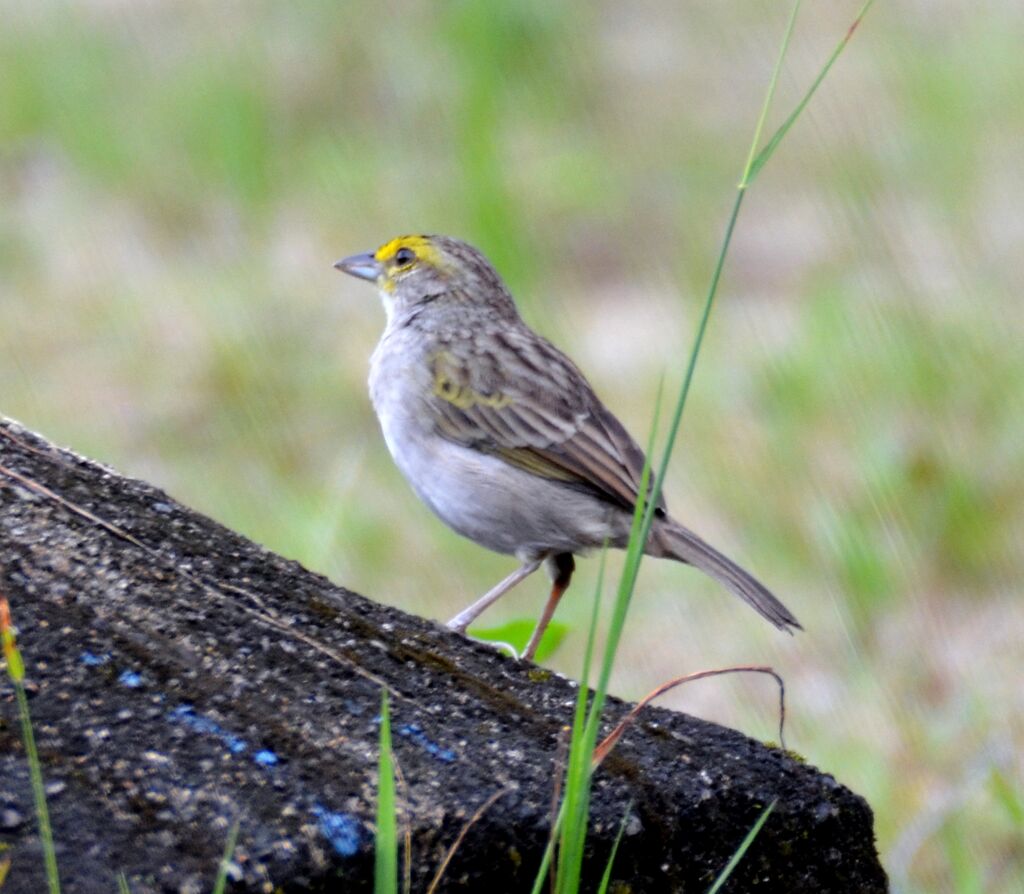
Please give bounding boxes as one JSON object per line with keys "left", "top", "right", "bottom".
{"left": 374, "top": 235, "right": 443, "bottom": 268}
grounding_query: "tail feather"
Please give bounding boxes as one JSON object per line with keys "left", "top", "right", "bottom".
{"left": 653, "top": 520, "right": 802, "bottom": 633}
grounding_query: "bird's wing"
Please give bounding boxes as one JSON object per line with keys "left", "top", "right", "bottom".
{"left": 427, "top": 329, "right": 666, "bottom": 515}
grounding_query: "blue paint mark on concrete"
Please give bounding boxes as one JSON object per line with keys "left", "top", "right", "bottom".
{"left": 343, "top": 698, "right": 366, "bottom": 716}
{"left": 165, "top": 705, "right": 284, "bottom": 769}
{"left": 80, "top": 651, "right": 110, "bottom": 666}
{"left": 167, "top": 704, "right": 247, "bottom": 755}
{"left": 313, "top": 805, "right": 361, "bottom": 857}
{"left": 398, "top": 723, "right": 456, "bottom": 763}
{"left": 253, "top": 749, "right": 279, "bottom": 767}
{"left": 118, "top": 670, "right": 143, "bottom": 688}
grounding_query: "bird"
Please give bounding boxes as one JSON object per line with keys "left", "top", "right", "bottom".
{"left": 335, "top": 235, "right": 800, "bottom": 661}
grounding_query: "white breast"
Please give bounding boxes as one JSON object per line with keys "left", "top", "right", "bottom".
{"left": 367, "top": 323, "right": 624, "bottom": 560}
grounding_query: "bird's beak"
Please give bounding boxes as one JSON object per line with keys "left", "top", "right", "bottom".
{"left": 334, "top": 251, "right": 383, "bottom": 282}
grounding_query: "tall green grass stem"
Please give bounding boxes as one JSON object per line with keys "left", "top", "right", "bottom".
{"left": 596, "top": 803, "right": 633, "bottom": 894}
{"left": 3, "top": 597, "right": 60, "bottom": 894}
{"left": 706, "top": 800, "right": 777, "bottom": 894}
{"left": 12, "top": 683, "right": 60, "bottom": 894}
{"left": 374, "top": 690, "right": 398, "bottom": 894}
{"left": 542, "top": 0, "right": 875, "bottom": 887}
{"left": 746, "top": 0, "right": 878, "bottom": 186}
{"left": 211, "top": 820, "right": 240, "bottom": 894}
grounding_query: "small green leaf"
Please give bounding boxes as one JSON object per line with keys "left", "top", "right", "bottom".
{"left": 471, "top": 619, "right": 570, "bottom": 662}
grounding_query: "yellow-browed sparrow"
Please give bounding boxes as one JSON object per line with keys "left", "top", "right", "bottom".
{"left": 336, "top": 235, "right": 801, "bottom": 660}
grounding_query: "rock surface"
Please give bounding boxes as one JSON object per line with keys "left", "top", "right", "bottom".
{"left": 0, "top": 417, "right": 888, "bottom": 892}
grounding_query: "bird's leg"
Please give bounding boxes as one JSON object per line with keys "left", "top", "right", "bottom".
{"left": 446, "top": 557, "right": 543, "bottom": 635}
{"left": 522, "top": 553, "right": 575, "bottom": 662}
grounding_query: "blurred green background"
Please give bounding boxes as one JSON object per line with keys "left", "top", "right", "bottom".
{"left": 1, "top": 1, "right": 1021, "bottom": 890}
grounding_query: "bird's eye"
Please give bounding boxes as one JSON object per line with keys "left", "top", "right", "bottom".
{"left": 394, "top": 247, "right": 416, "bottom": 266}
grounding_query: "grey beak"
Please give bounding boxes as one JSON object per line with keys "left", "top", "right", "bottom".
{"left": 334, "top": 251, "right": 382, "bottom": 282}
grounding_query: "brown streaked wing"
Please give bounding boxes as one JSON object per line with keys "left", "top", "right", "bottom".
{"left": 427, "top": 329, "right": 667, "bottom": 514}
{"left": 531, "top": 402, "right": 667, "bottom": 514}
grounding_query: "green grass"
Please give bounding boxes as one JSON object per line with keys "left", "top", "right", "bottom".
{"left": 527, "top": 8, "right": 848, "bottom": 888}
{"left": 1, "top": 598, "right": 59, "bottom": 894}
{"left": 375, "top": 691, "right": 398, "bottom": 894}
{"left": 707, "top": 801, "right": 777, "bottom": 894}
{"left": 2, "top": 2, "right": 1022, "bottom": 891}
{"left": 212, "top": 821, "right": 241, "bottom": 894}
{"left": 595, "top": 804, "right": 630, "bottom": 894}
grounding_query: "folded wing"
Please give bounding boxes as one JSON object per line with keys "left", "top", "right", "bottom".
{"left": 427, "top": 327, "right": 666, "bottom": 515}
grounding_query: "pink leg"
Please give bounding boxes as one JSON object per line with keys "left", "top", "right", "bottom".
{"left": 446, "top": 558, "right": 543, "bottom": 634}
{"left": 522, "top": 554, "right": 575, "bottom": 662}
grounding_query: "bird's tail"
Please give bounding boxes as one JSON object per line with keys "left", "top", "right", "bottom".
{"left": 651, "top": 519, "right": 802, "bottom": 633}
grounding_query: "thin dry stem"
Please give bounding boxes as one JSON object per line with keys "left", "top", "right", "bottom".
{"left": 425, "top": 786, "right": 515, "bottom": 894}
{"left": 593, "top": 666, "right": 787, "bottom": 767}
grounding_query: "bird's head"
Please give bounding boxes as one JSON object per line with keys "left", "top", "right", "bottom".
{"left": 335, "top": 235, "right": 516, "bottom": 322}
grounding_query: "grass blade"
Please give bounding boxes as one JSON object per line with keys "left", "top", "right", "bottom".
{"left": 547, "top": 0, "right": 873, "bottom": 886}
{"left": 1, "top": 597, "right": 60, "bottom": 894}
{"left": 649, "top": 0, "right": 803, "bottom": 537}
{"left": 740, "top": 0, "right": 803, "bottom": 187}
{"left": 555, "top": 548, "right": 613, "bottom": 894}
{"left": 528, "top": 799, "right": 566, "bottom": 894}
{"left": 550, "top": 385, "right": 667, "bottom": 894}
{"left": 0, "top": 848, "right": 12, "bottom": 889}
{"left": 375, "top": 690, "right": 398, "bottom": 894}
{"left": 706, "top": 800, "right": 777, "bottom": 894}
{"left": 529, "top": 547, "right": 609, "bottom": 894}
{"left": 596, "top": 803, "right": 633, "bottom": 894}
{"left": 746, "top": 0, "right": 878, "bottom": 185}
{"left": 211, "top": 820, "right": 240, "bottom": 894}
